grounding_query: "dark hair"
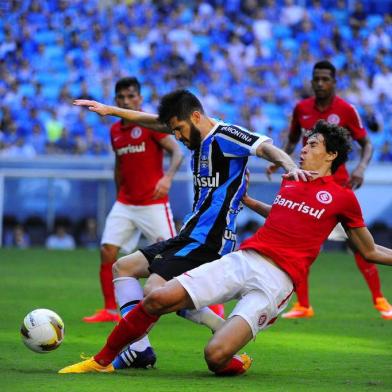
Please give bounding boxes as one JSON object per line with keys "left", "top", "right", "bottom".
{"left": 115, "top": 77, "right": 141, "bottom": 94}
{"left": 158, "top": 89, "right": 204, "bottom": 125}
{"left": 313, "top": 60, "right": 336, "bottom": 79}
{"left": 308, "top": 120, "right": 351, "bottom": 173}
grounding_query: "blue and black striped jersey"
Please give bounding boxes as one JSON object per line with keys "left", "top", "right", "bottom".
{"left": 179, "top": 121, "right": 271, "bottom": 256}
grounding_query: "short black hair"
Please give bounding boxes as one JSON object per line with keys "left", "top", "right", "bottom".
{"left": 158, "top": 89, "right": 204, "bottom": 125}
{"left": 115, "top": 77, "right": 141, "bottom": 94}
{"left": 313, "top": 60, "right": 336, "bottom": 79}
{"left": 308, "top": 120, "right": 351, "bottom": 173}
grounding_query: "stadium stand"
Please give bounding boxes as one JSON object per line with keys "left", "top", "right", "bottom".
{"left": 0, "top": 0, "right": 391, "bottom": 160}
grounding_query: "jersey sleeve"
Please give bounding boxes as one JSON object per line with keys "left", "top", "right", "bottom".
{"left": 288, "top": 105, "right": 302, "bottom": 143}
{"left": 345, "top": 104, "right": 367, "bottom": 141}
{"left": 215, "top": 125, "right": 272, "bottom": 157}
{"left": 339, "top": 190, "right": 366, "bottom": 229}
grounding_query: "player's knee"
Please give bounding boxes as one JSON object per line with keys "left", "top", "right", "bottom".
{"left": 204, "top": 341, "right": 229, "bottom": 371}
{"left": 100, "top": 244, "right": 117, "bottom": 265}
{"left": 112, "top": 254, "right": 139, "bottom": 278}
{"left": 143, "top": 289, "right": 169, "bottom": 315}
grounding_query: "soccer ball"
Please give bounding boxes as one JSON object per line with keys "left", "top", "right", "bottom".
{"left": 20, "top": 309, "right": 65, "bottom": 353}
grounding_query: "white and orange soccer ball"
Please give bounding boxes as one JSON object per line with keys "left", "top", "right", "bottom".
{"left": 20, "top": 309, "right": 64, "bottom": 353}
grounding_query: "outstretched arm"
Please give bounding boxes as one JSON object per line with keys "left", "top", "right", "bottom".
{"left": 73, "top": 99, "right": 171, "bottom": 133}
{"left": 347, "top": 227, "right": 392, "bottom": 265}
{"left": 256, "top": 142, "right": 317, "bottom": 182}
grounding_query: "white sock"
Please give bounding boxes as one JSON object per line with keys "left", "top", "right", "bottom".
{"left": 178, "top": 307, "right": 225, "bottom": 332}
{"left": 113, "top": 277, "right": 151, "bottom": 351}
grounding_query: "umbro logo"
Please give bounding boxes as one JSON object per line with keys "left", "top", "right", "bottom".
{"left": 154, "top": 254, "right": 163, "bottom": 259}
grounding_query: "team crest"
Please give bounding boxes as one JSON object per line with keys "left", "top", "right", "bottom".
{"left": 316, "top": 191, "right": 333, "bottom": 204}
{"left": 327, "top": 114, "right": 340, "bottom": 124}
{"left": 258, "top": 313, "right": 267, "bottom": 327}
{"left": 131, "top": 127, "right": 142, "bottom": 139}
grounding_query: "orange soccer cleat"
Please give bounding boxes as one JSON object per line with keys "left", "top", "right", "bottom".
{"left": 59, "top": 357, "right": 115, "bottom": 374}
{"left": 281, "top": 302, "right": 315, "bottom": 319}
{"left": 374, "top": 297, "right": 392, "bottom": 320}
{"left": 82, "top": 309, "right": 121, "bottom": 323}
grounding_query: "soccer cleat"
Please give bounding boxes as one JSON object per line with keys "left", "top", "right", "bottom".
{"left": 374, "top": 297, "right": 392, "bottom": 320}
{"left": 112, "top": 346, "right": 156, "bottom": 369}
{"left": 82, "top": 309, "right": 121, "bottom": 323}
{"left": 58, "top": 357, "right": 115, "bottom": 374}
{"left": 238, "top": 353, "right": 252, "bottom": 373}
{"left": 215, "top": 353, "right": 253, "bottom": 376}
{"left": 281, "top": 302, "right": 314, "bottom": 319}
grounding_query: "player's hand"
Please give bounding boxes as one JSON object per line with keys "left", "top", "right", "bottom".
{"left": 73, "top": 99, "right": 111, "bottom": 116}
{"left": 242, "top": 169, "right": 251, "bottom": 203}
{"left": 282, "top": 167, "right": 318, "bottom": 182}
{"left": 153, "top": 175, "right": 172, "bottom": 199}
{"left": 349, "top": 167, "right": 364, "bottom": 190}
{"left": 266, "top": 164, "right": 279, "bottom": 181}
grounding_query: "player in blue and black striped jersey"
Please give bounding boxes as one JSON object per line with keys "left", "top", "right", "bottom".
{"left": 74, "top": 91, "right": 315, "bottom": 369}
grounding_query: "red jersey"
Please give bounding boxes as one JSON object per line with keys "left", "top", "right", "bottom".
{"left": 289, "top": 96, "right": 367, "bottom": 187}
{"left": 240, "top": 177, "right": 365, "bottom": 287}
{"left": 110, "top": 121, "right": 168, "bottom": 206}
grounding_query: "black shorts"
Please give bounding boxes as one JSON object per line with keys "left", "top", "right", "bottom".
{"left": 140, "top": 235, "right": 221, "bottom": 281}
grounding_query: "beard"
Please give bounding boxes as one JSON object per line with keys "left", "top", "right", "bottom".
{"left": 187, "top": 122, "right": 202, "bottom": 150}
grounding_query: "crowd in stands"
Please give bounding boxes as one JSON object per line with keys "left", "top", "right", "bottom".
{"left": 1, "top": 0, "right": 392, "bottom": 161}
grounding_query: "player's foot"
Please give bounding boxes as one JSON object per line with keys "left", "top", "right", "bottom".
{"left": 112, "top": 346, "right": 157, "bottom": 369}
{"left": 82, "top": 309, "right": 121, "bottom": 323}
{"left": 215, "top": 353, "right": 253, "bottom": 376}
{"left": 281, "top": 302, "right": 314, "bottom": 319}
{"left": 209, "top": 304, "right": 225, "bottom": 318}
{"left": 374, "top": 297, "right": 392, "bottom": 320}
{"left": 58, "top": 357, "right": 114, "bottom": 374}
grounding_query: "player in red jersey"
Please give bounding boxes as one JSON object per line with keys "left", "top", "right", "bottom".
{"left": 83, "top": 77, "right": 183, "bottom": 324}
{"left": 267, "top": 60, "right": 392, "bottom": 319}
{"left": 59, "top": 121, "right": 392, "bottom": 376}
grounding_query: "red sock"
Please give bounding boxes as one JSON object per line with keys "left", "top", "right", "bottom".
{"left": 354, "top": 251, "right": 383, "bottom": 303}
{"left": 215, "top": 356, "right": 246, "bottom": 376}
{"left": 295, "top": 270, "right": 310, "bottom": 308}
{"left": 94, "top": 303, "right": 159, "bottom": 366}
{"left": 209, "top": 304, "right": 225, "bottom": 318}
{"left": 100, "top": 263, "right": 116, "bottom": 310}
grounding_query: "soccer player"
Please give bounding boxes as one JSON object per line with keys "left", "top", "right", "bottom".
{"left": 267, "top": 60, "right": 392, "bottom": 319}
{"left": 83, "top": 77, "right": 183, "bottom": 323}
{"left": 73, "top": 89, "right": 313, "bottom": 369}
{"left": 59, "top": 120, "right": 392, "bottom": 376}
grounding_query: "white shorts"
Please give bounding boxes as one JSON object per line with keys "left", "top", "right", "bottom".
{"left": 176, "top": 249, "right": 294, "bottom": 337}
{"left": 101, "top": 201, "right": 176, "bottom": 253}
{"left": 327, "top": 223, "right": 348, "bottom": 241}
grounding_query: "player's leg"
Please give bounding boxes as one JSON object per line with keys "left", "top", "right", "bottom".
{"left": 112, "top": 252, "right": 156, "bottom": 369}
{"left": 138, "top": 203, "right": 225, "bottom": 318}
{"left": 59, "top": 279, "right": 193, "bottom": 373}
{"left": 350, "top": 244, "right": 392, "bottom": 319}
{"left": 282, "top": 222, "right": 350, "bottom": 320}
{"left": 281, "top": 268, "right": 314, "bottom": 319}
{"left": 203, "top": 250, "right": 294, "bottom": 376}
{"left": 83, "top": 202, "right": 137, "bottom": 323}
{"left": 204, "top": 316, "right": 253, "bottom": 375}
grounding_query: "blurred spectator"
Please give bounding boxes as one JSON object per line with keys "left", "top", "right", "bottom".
{"left": 78, "top": 217, "right": 99, "bottom": 249}
{"left": 379, "top": 141, "right": 392, "bottom": 162}
{"left": 4, "top": 224, "right": 31, "bottom": 249}
{"left": 0, "top": 0, "right": 391, "bottom": 161}
{"left": 45, "top": 225, "right": 76, "bottom": 250}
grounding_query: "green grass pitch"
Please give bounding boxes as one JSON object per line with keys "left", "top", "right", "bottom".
{"left": 1, "top": 248, "right": 392, "bottom": 391}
